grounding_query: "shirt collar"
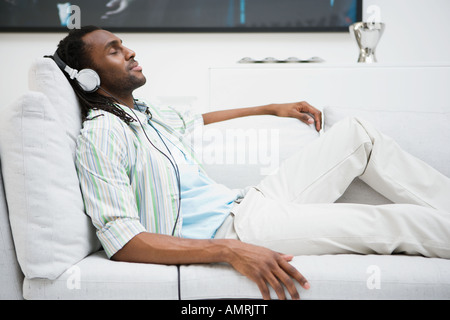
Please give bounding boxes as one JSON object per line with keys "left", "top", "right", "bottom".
{"left": 134, "top": 99, "right": 149, "bottom": 114}
{"left": 117, "top": 99, "right": 151, "bottom": 123}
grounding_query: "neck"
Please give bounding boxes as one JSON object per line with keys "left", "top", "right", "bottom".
{"left": 98, "top": 87, "right": 135, "bottom": 109}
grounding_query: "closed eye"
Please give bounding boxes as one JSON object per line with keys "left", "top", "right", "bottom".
{"left": 105, "top": 39, "right": 123, "bottom": 55}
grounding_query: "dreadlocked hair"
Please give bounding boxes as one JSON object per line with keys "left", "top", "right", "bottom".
{"left": 48, "top": 25, "right": 136, "bottom": 124}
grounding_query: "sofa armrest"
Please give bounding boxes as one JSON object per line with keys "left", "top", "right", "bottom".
{"left": 0, "top": 161, "right": 24, "bottom": 299}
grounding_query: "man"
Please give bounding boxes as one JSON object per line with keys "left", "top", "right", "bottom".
{"left": 54, "top": 26, "right": 450, "bottom": 300}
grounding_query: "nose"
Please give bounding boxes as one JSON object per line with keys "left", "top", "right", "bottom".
{"left": 124, "top": 46, "right": 136, "bottom": 60}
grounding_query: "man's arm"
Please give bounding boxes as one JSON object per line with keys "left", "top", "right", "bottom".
{"left": 112, "top": 232, "right": 310, "bottom": 300}
{"left": 202, "top": 101, "right": 322, "bottom": 132}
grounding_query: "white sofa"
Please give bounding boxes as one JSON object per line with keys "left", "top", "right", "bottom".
{"left": 1, "top": 58, "right": 449, "bottom": 300}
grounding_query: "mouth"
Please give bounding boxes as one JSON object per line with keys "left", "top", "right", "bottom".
{"left": 129, "top": 61, "right": 143, "bottom": 72}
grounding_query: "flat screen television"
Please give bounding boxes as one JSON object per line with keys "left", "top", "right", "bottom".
{"left": 0, "top": 0, "right": 362, "bottom": 32}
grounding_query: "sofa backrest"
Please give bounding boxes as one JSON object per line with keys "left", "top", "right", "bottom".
{"left": 323, "top": 106, "right": 450, "bottom": 178}
{"left": 0, "top": 58, "right": 101, "bottom": 281}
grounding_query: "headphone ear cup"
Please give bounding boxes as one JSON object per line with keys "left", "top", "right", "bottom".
{"left": 76, "top": 69, "right": 101, "bottom": 93}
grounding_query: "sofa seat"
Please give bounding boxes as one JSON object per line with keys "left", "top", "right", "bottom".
{"left": 23, "top": 251, "right": 450, "bottom": 300}
{"left": 23, "top": 251, "right": 179, "bottom": 300}
{"left": 179, "top": 254, "right": 450, "bottom": 300}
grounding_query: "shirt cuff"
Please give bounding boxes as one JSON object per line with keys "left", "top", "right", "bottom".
{"left": 96, "top": 218, "right": 147, "bottom": 259}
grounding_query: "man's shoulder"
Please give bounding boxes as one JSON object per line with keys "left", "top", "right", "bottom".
{"left": 82, "top": 109, "right": 128, "bottom": 130}
{"left": 78, "top": 109, "right": 132, "bottom": 144}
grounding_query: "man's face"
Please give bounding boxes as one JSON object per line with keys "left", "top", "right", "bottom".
{"left": 82, "top": 29, "right": 146, "bottom": 96}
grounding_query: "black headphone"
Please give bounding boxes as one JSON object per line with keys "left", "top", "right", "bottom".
{"left": 52, "top": 51, "right": 101, "bottom": 93}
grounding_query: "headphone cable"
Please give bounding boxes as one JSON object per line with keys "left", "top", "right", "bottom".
{"left": 98, "top": 87, "right": 182, "bottom": 237}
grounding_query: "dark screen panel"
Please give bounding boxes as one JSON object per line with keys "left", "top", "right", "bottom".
{"left": 0, "top": 0, "right": 362, "bottom": 32}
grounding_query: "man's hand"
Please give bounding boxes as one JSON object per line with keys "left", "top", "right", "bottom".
{"left": 270, "top": 101, "right": 322, "bottom": 132}
{"left": 225, "top": 240, "right": 310, "bottom": 300}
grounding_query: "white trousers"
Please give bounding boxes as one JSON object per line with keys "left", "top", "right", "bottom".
{"left": 216, "top": 117, "right": 450, "bottom": 259}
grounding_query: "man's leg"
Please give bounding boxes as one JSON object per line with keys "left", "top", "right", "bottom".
{"left": 356, "top": 117, "right": 450, "bottom": 211}
{"left": 232, "top": 188, "right": 450, "bottom": 258}
{"left": 257, "top": 117, "right": 450, "bottom": 211}
{"left": 230, "top": 117, "right": 450, "bottom": 258}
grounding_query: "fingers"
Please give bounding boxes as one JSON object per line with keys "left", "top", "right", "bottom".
{"left": 266, "top": 271, "right": 288, "bottom": 300}
{"left": 297, "top": 101, "right": 322, "bottom": 132}
{"left": 301, "top": 101, "right": 322, "bottom": 131}
{"left": 229, "top": 241, "right": 309, "bottom": 300}
{"left": 255, "top": 281, "right": 272, "bottom": 301}
{"left": 279, "top": 258, "right": 310, "bottom": 291}
{"left": 255, "top": 266, "right": 291, "bottom": 300}
{"left": 280, "top": 254, "right": 294, "bottom": 262}
{"left": 257, "top": 255, "right": 310, "bottom": 300}
{"left": 295, "top": 111, "right": 315, "bottom": 125}
{"left": 277, "top": 257, "right": 310, "bottom": 300}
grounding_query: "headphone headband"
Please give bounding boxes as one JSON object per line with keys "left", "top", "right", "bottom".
{"left": 52, "top": 51, "right": 67, "bottom": 72}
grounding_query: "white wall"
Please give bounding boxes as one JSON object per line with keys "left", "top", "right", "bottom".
{"left": 1, "top": 0, "right": 449, "bottom": 111}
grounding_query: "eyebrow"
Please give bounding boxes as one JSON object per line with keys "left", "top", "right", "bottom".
{"left": 104, "top": 39, "right": 123, "bottom": 51}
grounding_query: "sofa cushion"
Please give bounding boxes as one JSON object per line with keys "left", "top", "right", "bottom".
{"left": 0, "top": 92, "right": 100, "bottom": 280}
{"left": 23, "top": 251, "right": 179, "bottom": 300}
{"left": 179, "top": 254, "right": 450, "bottom": 299}
{"left": 28, "top": 57, "right": 82, "bottom": 157}
{"left": 0, "top": 159, "right": 24, "bottom": 299}
{"left": 324, "top": 106, "right": 450, "bottom": 178}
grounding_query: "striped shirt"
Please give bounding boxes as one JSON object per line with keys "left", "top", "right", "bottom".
{"left": 75, "top": 100, "right": 211, "bottom": 258}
